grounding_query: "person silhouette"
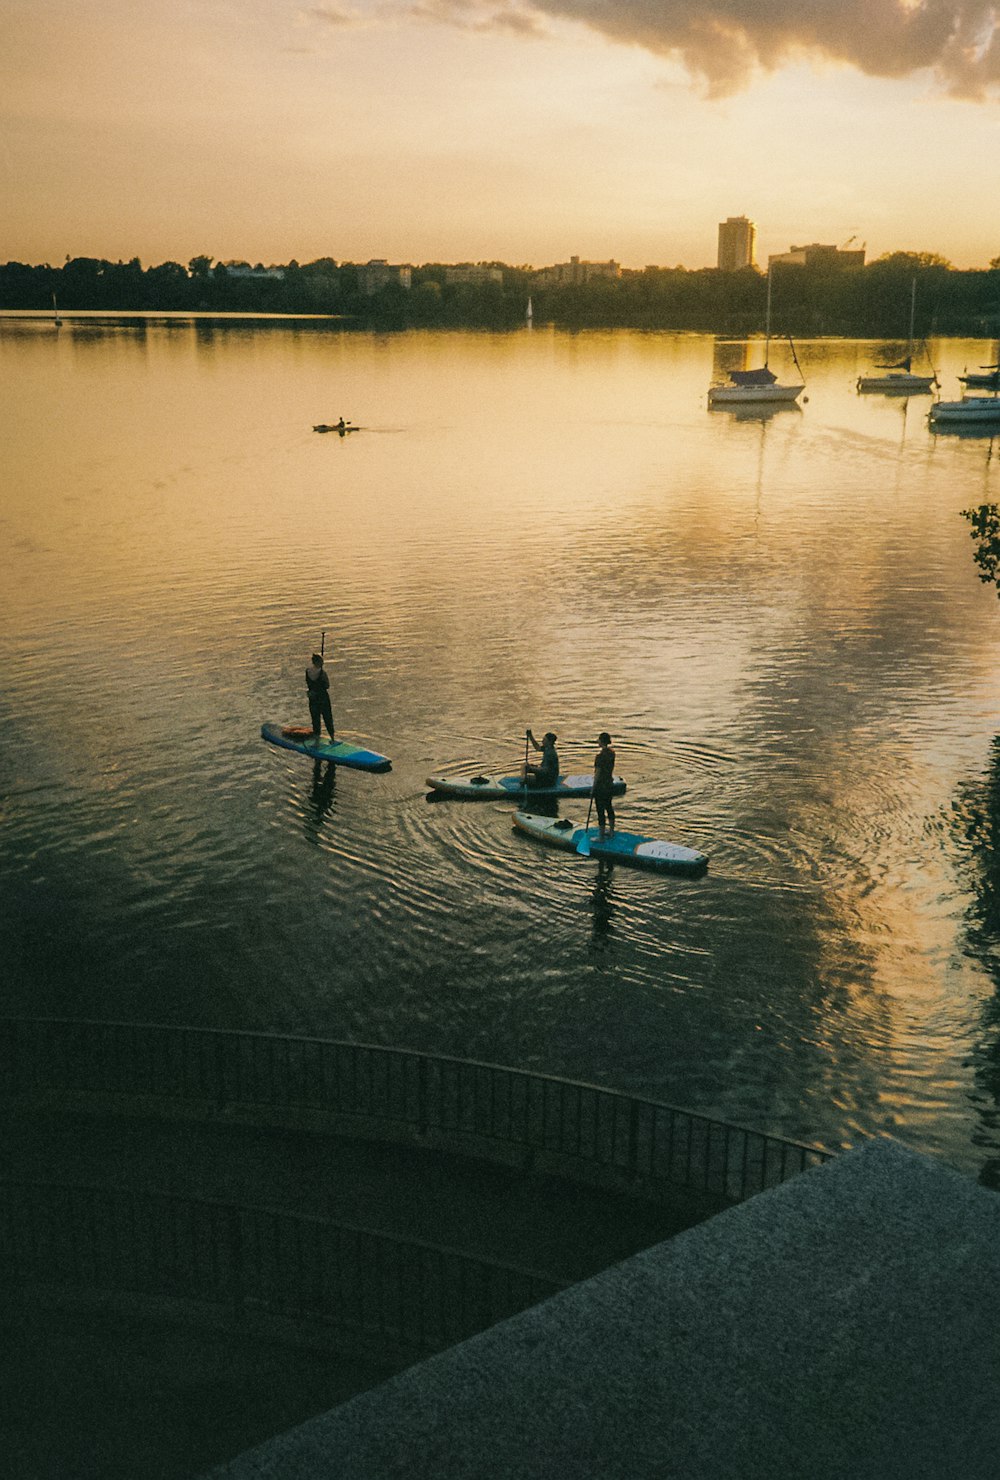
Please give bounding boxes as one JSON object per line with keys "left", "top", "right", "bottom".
{"left": 593, "top": 731, "right": 616, "bottom": 837}
{"left": 523, "top": 729, "right": 559, "bottom": 788}
{"left": 305, "top": 652, "right": 335, "bottom": 743}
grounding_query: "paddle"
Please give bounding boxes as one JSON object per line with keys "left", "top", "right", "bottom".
{"left": 522, "top": 730, "right": 530, "bottom": 809}
{"left": 577, "top": 777, "right": 595, "bottom": 856}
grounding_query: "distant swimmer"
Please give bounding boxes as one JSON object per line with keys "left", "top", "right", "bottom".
{"left": 523, "top": 729, "right": 559, "bottom": 788}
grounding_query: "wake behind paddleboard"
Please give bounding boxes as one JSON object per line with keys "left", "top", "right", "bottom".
{"left": 425, "top": 772, "right": 626, "bottom": 800}
{"left": 513, "top": 811, "right": 707, "bottom": 874}
{"left": 261, "top": 723, "right": 391, "bottom": 773}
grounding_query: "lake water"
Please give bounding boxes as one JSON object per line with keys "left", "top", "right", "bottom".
{"left": 3, "top": 313, "right": 1000, "bottom": 1186}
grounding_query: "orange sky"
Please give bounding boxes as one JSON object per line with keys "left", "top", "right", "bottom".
{"left": 3, "top": 0, "right": 999, "bottom": 269}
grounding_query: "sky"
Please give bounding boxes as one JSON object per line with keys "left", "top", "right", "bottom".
{"left": 3, "top": 0, "right": 1000, "bottom": 271}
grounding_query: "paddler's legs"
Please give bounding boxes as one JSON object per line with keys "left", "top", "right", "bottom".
{"left": 319, "top": 693, "right": 335, "bottom": 743}
{"left": 308, "top": 694, "right": 322, "bottom": 742}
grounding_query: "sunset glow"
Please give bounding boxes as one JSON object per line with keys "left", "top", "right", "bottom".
{"left": 3, "top": 1, "right": 1000, "bottom": 269}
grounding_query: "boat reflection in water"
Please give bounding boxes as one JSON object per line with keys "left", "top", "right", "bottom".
{"left": 708, "top": 399, "right": 803, "bottom": 423}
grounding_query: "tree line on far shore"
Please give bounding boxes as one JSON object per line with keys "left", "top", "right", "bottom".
{"left": 3, "top": 251, "right": 1000, "bottom": 337}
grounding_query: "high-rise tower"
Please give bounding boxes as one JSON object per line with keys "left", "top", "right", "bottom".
{"left": 717, "top": 216, "right": 757, "bottom": 271}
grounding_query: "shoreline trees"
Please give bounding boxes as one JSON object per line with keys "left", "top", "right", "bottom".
{"left": 3, "top": 253, "right": 999, "bottom": 336}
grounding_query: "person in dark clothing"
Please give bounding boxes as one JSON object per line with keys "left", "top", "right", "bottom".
{"left": 305, "top": 653, "right": 335, "bottom": 742}
{"left": 593, "top": 731, "right": 616, "bottom": 837}
{"left": 523, "top": 729, "right": 560, "bottom": 788}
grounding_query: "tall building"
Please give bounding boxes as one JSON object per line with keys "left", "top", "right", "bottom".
{"left": 717, "top": 217, "right": 757, "bottom": 272}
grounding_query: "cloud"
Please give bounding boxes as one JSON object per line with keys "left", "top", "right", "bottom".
{"left": 403, "top": 0, "right": 545, "bottom": 34}
{"left": 303, "top": 5, "right": 363, "bottom": 26}
{"left": 395, "top": 0, "right": 1000, "bottom": 96}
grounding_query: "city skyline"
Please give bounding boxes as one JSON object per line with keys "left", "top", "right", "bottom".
{"left": 3, "top": 1, "right": 1000, "bottom": 271}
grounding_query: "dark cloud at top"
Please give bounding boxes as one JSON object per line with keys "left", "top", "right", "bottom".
{"left": 419, "top": 0, "right": 1000, "bottom": 96}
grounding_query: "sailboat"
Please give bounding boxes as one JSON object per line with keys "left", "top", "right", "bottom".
{"left": 959, "top": 367, "right": 1000, "bottom": 390}
{"left": 958, "top": 346, "right": 1000, "bottom": 391}
{"left": 707, "top": 266, "right": 804, "bottom": 406}
{"left": 929, "top": 378, "right": 1000, "bottom": 427}
{"left": 525, "top": 295, "right": 533, "bottom": 325}
{"left": 856, "top": 278, "right": 936, "bottom": 393}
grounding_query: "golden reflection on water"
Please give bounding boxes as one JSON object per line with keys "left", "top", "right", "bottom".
{"left": 3, "top": 315, "right": 1000, "bottom": 1178}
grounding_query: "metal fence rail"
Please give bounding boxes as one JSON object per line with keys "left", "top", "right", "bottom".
{"left": 0, "top": 1017, "right": 832, "bottom": 1205}
{"left": 0, "top": 1179, "right": 563, "bottom": 1361}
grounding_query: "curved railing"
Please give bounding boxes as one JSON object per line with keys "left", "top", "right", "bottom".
{"left": 0, "top": 1178, "right": 564, "bottom": 1364}
{"left": 0, "top": 1017, "right": 832, "bottom": 1207}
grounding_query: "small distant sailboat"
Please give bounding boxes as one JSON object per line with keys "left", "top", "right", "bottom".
{"left": 525, "top": 295, "right": 533, "bottom": 325}
{"left": 959, "top": 360, "right": 1000, "bottom": 392}
{"left": 52, "top": 292, "right": 62, "bottom": 328}
{"left": 707, "top": 265, "right": 804, "bottom": 406}
{"left": 856, "top": 278, "right": 936, "bottom": 393}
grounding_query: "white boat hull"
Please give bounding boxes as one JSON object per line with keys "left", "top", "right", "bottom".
{"left": 857, "top": 373, "right": 935, "bottom": 394}
{"left": 707, "top": 382, "right": 804, "bottom": 405}
{"left": 929, "top": 397, "right": 1000, "bottom": 424}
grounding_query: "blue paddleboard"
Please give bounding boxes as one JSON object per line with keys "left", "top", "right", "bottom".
{"left": 513, "top": 811, "right": 707, "bottom": 875}
{"left": 261, "top": 723, "right": 391, "bottom": 773}
{"left": 425, "top": 772, "right": 626, "bottom": 800}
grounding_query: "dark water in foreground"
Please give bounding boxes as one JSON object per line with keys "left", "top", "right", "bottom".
{"left": 3, "top": 314, "right": 1000, "bottom": 1184}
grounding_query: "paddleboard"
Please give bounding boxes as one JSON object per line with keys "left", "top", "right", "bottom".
{"left": 513, "top": 811, "right": 707, "bottom": 874}
{"left": 425, "top": 772, "right": 626, "bottom": 800}
{"left": 261, "top": 723, "right": 391, "bottom": 773}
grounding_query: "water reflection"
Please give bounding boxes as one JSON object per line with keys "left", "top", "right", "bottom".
{"left": 708, "top": 400, "right": 802, "bottom": 423}
{"left": 5, "top": 321, "right": 1000, "bottom": 1179}
{"left": 307, "top": 760, "right": 337, "bottom": 831}
{"left": 952, "top": 736, "right": 1000, "bottom": 1189}
{"left": 589, "top": 859, "right": 616, "bottom": 949}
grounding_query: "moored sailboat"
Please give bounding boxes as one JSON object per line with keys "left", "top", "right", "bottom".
{"left": 856, "top": 278, "right": 936, "bottom": 393}
{"left": 707, "top": 266, "right": 804, "bottom": 406}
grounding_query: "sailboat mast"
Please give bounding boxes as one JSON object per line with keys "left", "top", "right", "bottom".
{"left": 763, "top": 265, "right": 773, "bottom": 367}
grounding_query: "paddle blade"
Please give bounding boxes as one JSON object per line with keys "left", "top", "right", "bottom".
{"left": 576, "top": 829, "right": 592, "bottom": 856}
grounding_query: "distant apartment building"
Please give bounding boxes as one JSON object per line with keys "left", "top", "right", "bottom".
{"left": 359, "top": 260, "right": 413, "bottom": 295}
{"left": 768, "top": 243, "right": 866, "bottom": 270}
{"left": 218, "top": 262, "right": 285, "bottom": 280}
{"left": 532, "top": 256, "right": 621, "bottom": 288}
{"left": 444, "top": 266, "right": 504, "bottom": 286}
{"left": 717, "top": 217, "right": 756, "bottom": 272}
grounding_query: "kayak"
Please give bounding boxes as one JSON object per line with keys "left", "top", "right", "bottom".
{"left": 425, "top": 772, "right": 626, "bottom": 800}
{"left": 513, "top": 811, "right": 707, "bottom": 874}
{"left": 261, "top": 722, "right": 391, "bottom": 773}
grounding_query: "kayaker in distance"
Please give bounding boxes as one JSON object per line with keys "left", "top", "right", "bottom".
{"left": 523, "top": 729, "right": 559, "bottom": 788}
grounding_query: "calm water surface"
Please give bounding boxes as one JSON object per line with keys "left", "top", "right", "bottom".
{"left": 4, "top": 315, "right": 1000, "bottom": 1184}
